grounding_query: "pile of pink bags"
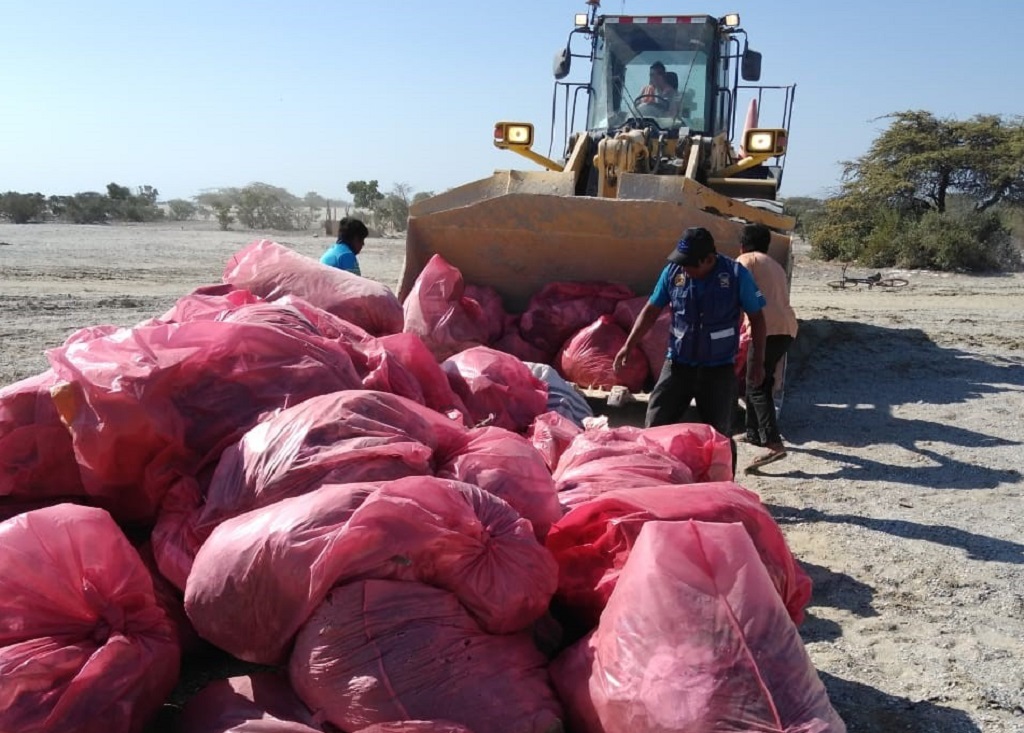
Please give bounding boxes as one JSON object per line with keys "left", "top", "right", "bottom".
{"left": 0, "top": 239, "right": 843, "bottom": 733}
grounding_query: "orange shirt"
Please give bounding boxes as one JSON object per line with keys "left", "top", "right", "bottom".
{"left": 736, "top": 251, "right": 798, "bottom": 338}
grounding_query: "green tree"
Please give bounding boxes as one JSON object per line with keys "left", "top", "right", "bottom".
{"left": 346, "top": 180, "right": 384, "bottom": 211}
{"left": 167, "top": 199, "right": 198, "bottom": 221}
{"left": 66, "top": 192, "right": 112, "bottom": 224}
{"left": 809, "top": 111, "right": 1024, "bottom": 271}
{"left": 782, "top": 196, "right": 825, "bottom": 236}
{"left": 106, "top": 182, "right": 131, "bottom": 201}
{"left": 412, "top": 190, "right": 435, "bottom": 205}
{"left": 234, "top": 182, "right": 302, "bottom": 230}
{"left": 0, "top": 192, "right": 47, "bottom": 223}
{"left": 376, "top": 182, "right": 413, "bottom": 233}
{"left": 213, "top": 203, "right": 234, "bottom": 231}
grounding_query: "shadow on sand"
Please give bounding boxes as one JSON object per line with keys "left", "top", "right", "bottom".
{"left": 821, "top": 672, "right": 983, "bottom": 733}
{"left": 773, "top": 319, "right": 1023, "bottom": 489}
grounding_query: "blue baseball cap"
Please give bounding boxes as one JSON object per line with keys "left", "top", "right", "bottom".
{"left": 668, "top": 227, "right": 716, "bottom": 265}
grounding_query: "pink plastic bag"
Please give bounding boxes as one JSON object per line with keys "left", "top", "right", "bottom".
{"left": 494, "top": 315, "right": 550, "bottom": 364}
{"left": 289, "top": 580, "right": 563, "bottom": 733}
{"left": 519, "top": 282, "right": 635, "bottom": 359}
{"left": 442, "top": 347, "right": 548, "bottom": 432}
{"left": 46, "top": 316, "right": 362, "bottom": 522}
{"left": 0, "top": 370, "right": 83, "bottom": 502}
{"left": 554, "top": 424, "right": 732, "bottom": 506}
{"left": 527, "top": 411, "right": 583, "bottom": 471}
{"left": 0, "top": 505, "right": 180, "bottom": 733}
{"left": 151, "top": 475, "right": 206, "bottom": 591}
{"left": 545, "top": 484, "right": 812, "bottom": 627}
{"left": 178, "top": 674, "right": 323, "bottom": 733}
{"left": 551, "top": 521, "right": 844, "bottom": 733}
{"left": 223, "top": 239, "right": 403, "bottom": 336}
{"left": 361, "top": 333, "right": 471, "bottom": 422}
{"left": 436, "top": 426, "right": 562, "bottom": 538}
{"left": 185, "top": 477, "right": 557, "bottom": 663}
{"left": 199, "top": 390, "right": 468, "bottom": 534}
{"left": 402, "top": 254, "right": 495, "bottom": 360}
{"left": 464, "top": 284, "right": 506, "bottom": 343}
{"left": 153, "top": 286, "right": 262, "bottom": 324}
{"left": 612, "top": 297, "right": 671, "bottom": 378}
{"left": 557, "top": 315, "right": 648, "bottom": 392}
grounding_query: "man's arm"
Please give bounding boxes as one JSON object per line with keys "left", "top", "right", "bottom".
{"left": 613, "top": 302, "right": 663, "bottom": 373}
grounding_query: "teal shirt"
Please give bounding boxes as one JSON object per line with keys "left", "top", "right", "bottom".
{"left": 320, "top": 243, "right": 361, "bottom": 276}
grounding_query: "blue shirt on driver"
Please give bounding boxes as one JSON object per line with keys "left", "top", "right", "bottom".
{"left": 320, "top": 243, "right": 361, "bottom": 276}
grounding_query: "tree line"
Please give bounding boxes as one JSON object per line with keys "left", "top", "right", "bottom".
{"left": 784, "top": 111, "right": 1023, "bottom": 272}
{"left": 0, "top": 180, "right": 435, "bottom": 235}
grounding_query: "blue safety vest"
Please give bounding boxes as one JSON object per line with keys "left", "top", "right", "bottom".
{"left": 668, "top": 255, "right": 742, "bottom": 365}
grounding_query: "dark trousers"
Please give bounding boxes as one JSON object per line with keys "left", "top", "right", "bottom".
{"left": 745, "top": 334, "right": 794, "bottom": 445}
{"left": 646, "top": 361, "right": 738, "bottom": 474}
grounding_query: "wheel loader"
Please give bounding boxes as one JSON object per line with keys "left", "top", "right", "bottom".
{"left": 395, "top": 4, "right": 797, "bottom": 409}
{"left": 397, "top": 4, "right": 796, "bottom": 313}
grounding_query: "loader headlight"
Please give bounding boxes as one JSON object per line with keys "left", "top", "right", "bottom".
{"left": 744, "top": 128, "right": 788, "bottom": 155}
{"left": 494, "top": 122, "right": 535, "bottom": 149}
{"left": 722, "top": 13, "right": 741, "bottom": 28}
{"left": 575, "top": 13, "right": 589, "bottom": 26}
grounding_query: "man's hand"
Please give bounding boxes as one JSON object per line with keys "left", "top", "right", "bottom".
{"left": 612, "top": 347, "right": 629, "bottom": 373}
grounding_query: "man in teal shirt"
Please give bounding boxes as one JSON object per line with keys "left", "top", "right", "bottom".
{"left": 320, "top": 217, "right": 368, "bottom": 276}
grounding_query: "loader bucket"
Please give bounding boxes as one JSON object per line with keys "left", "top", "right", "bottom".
{"left": 401, "top": 172, "right": 793, "bottom": 312}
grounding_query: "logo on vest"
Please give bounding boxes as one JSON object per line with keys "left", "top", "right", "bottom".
{"left": 717, "top": 272, "right": 732, "bottom": 289}
{"left": 674, "top": 272, "right": 687, "bottom": 287}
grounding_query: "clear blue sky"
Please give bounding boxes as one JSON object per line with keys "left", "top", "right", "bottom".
{"left": 2, "top": 0, "right": 1021, "bottom": 203}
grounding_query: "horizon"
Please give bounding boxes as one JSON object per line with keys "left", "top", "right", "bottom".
{"left": 3, "top": 0, "right": 1022, "bottom": 202}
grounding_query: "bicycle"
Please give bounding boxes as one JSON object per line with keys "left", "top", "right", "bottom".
{"left": 827, "top": 264, "right": 908, "bottom": 290}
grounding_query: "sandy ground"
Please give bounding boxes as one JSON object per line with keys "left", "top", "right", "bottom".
{"left": 1, "top": 221, "right": 1022, "bottom": 732}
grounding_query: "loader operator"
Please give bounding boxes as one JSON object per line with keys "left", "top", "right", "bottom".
{"left": 320, "top": 217, "right": 368, "bottom": 276}
{"left": 638, "top": 61, "right": 672, "bottom": 111}
{"left": 613, "top": 227, "right": 767, "bottom": 474}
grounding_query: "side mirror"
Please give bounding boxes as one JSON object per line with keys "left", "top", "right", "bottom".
{"left": 553, "top": 47, "right": 572, "bottom": 80}
{"left": 741, "top": 48, "right": 762, "bottom": 82}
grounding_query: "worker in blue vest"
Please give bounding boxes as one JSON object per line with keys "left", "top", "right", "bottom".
{"left": 614, "top": 226, "right": 767, "bottom": 473}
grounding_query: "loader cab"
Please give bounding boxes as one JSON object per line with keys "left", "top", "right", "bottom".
{"left": 586, "top": 17, "right": 719, "bottom": 136}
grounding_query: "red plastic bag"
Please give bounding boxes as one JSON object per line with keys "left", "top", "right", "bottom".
{"left": 289, "top": 580, "right": 563, "bottom": 733}
{"left": 554, "top": 424, "right": 732, "bottom": 507}
{"left": 0, "top": 505, "right": 180, "bottom": 733}
{"left": 436, "top": 426, "right": 562, "bottom": 538}
{"left": 153, "top": 286, "right": 262, "bottom": 324}
{"left": 464, "top": 284, "right": 506, "bottom": 343}
{"left": 527, "top": 411, "right": 583, "bottom": 471}
{"left": 494, "top": 315, "right": 550, "bottom": 364}
{"left": 402, "top": 254, "right": 495, "bottom": 360}
{"left": 519, "top": 282, "right": 635, "bottom": 360}
{"left": 612, "top": 297, "right": 671, "bottom": 378}
{"left": 185, "top": 477, "right": 557, "bottom": 663}
{"left": 46, "top": 315, "right": 362, "bottom": 523}
{"left": 551, "top": 521, "right": 844, "bottom": 733}
{"left": 199, "top": 390, "right": 467, "bottom": 534}
{"left": 545, "top": 484, "right": 812, "bottom": 627}
{"left": 361, "top": 333, "right": 471, "bottom": 422}
{"left": 442, "top": 347, "right": 548, "bottom": 432}
{"left": 557, "top": 315, "right": 648, "bottom": 392}
{"left": 223, "top": 239, "right": 403, "bottom": 336}
{"left": 0, "top": 370, "right": 83, "bottom": 502}
{"left": 178, "top": 673, "right": 323, "bottom": 733}
{"left": 136, "top": 541, "right": 206, "bottom": 657}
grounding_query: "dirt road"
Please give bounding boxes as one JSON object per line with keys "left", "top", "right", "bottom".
{"left": 2, "top": 221, "right": 1022, "bottom": 732}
